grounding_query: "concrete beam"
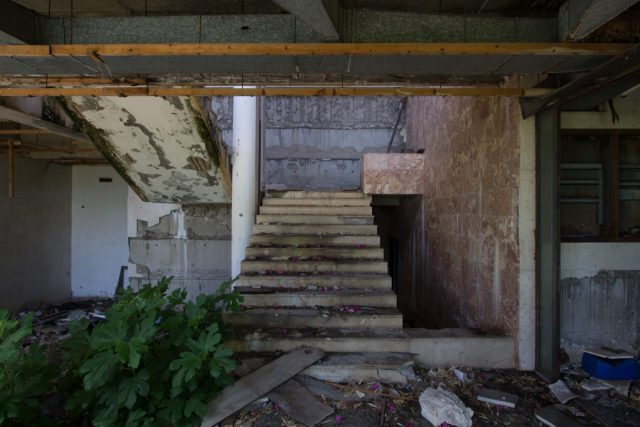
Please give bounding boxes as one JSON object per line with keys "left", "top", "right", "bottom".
{"left": 272, "top": 0, "right": 339, "bottom": 40}
{"left": 0, "top": 0, "right": 37, "bottom": 44}
{"left": 520, "top": 43, "right": 640, "bottom": 118}
{"left": 0, "top": 103, "right": 90, "bottom": 142}
{"left": 28, "top": 11, "right": 558, "bottom": 45}
{"left": 559, "top": 0, "right": 640, "bottom": 40}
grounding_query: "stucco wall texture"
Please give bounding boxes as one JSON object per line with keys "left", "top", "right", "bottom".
{"left": 401, "top": 91, "right": 521, "bottom": 338}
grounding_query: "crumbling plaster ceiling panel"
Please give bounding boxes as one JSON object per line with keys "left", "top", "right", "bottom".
{"left": 64, "top": 96, "right": 230, "bottom": 204}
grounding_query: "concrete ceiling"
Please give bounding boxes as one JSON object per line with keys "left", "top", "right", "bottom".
{"left": 1, "top": 0, "right": 639, "bottom": 203}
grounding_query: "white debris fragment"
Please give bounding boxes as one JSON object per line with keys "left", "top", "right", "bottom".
{"left": 419, "top": 387, "right": 473, "bottom": 427}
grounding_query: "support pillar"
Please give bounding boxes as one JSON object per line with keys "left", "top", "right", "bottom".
{"left": 536, "top": 107, "right": 560, "bottom": 381}
{"left": 231, "top": 96, "right": 258, "bottom": 278}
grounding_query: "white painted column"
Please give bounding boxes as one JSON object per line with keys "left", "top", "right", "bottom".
{"left": 231, "top": 96, "right": 258, "bottom": 278}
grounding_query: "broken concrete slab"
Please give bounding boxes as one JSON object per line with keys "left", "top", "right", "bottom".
{"left": 535, "top": 406, "right": 581, "bottom": 427}
{"left": 268, "top": 379, "right": 334, "bottom": 426}
{"left": 200, "top": 346, "right": 324, "bottom": 427}
{"left": 477, "top": 387, "right": 519, "bottom": 408}
{"left": 302, "top": 352, "right": 414, "bottom": 384}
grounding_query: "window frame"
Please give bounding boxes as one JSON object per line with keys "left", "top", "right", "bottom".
{"left": 559, "top": 129, "right": 640, "bottom": 243}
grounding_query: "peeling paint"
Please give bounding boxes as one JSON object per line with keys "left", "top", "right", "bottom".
{"left": 62, "top": 96, "right": 231, "bottom": 203}
{"left": 56, "top": 96, "right": 149, "bottom": 201}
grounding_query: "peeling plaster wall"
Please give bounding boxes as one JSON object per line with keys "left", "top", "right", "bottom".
{"left": 560, "top": 96, "right": 640, "bottom": 357}
{"left": 264, "top": 97, "right": 407, "bottom": 190}
{"left": 128, "top": 197, "right": 232, "bottom": 298}
{"left": 65, "top": 96, "right": 231, "bottom": 203}
{"left": 397, "top": 79, "right": 522, "bottom": 347}
{"left": 0, "top": 155, "right": 71, "bottom": 312}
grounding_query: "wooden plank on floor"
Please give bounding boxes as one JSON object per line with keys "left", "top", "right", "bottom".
{"left": 200, "top": 346, "right": 324, "bottom": 427}
{"left": 268, "top": 379, "right": 334, "bottom": 426}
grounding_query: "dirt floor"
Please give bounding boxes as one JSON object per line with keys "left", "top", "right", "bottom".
{"left": 20, "top": 300, "right": 640, "bottom": 426}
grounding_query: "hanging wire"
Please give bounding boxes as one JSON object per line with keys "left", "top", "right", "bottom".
{"left": 70, "top": 0, "right": 73, "bottom": 44}
{"left": 199, "top": 0, "right": 203, "bottom": 43}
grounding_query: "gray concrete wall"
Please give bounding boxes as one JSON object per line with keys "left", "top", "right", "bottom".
{"left": 0, "top": 154, "right": 72, "bottom": 312}
{"left": 561, "top": 271, "right": 640, "bottom": 357}
{"left": 265, "top": 97, "right": 406, "bottom": 190}
{"left": 207, "top": 96, "right": 407, "bottom": 191}
{"left": 128, "top": 203, "right": 231, "bottom": 298}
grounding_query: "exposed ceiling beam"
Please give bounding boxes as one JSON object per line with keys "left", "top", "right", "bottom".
{"left": 559, "top": 0, "right": 640, "bottom": 40}
{"left": 520, "top": 43, "right": 640, "bottom": 118}
{"left": 562, "top": 71, "right": 640, "bottom": 110}
{"left": 272, "top": 0, "right": 339, "bottom": 40}
{"left": 0, "top": 42, "right": 629, "bottom": 57}
{"left": 0, "top": 104, "right": 90, "bottom": 143}
{"left": 0, "top": 86, "right": 552, "bottom": 97}
{"left": 0, "top": 0, "right": 37, "bottom": 44}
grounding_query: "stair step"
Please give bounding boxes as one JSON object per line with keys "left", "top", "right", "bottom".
{"left": 236, "top": 274, "right": 392, "bottom": 290}
{"left": 250, "top": 233, "right": 381, "bottom": 247}
{"left": 260, "top": 205, "right": 372, "bottom": 216}
{"left": 262, "top": 198, "right": 371, "bottom": 207}
{"left": 228, "top": 327, "right": 412, "bottom": 353}
{"left": 237, "top": 289, "right": 397, "bottom": 308}
{"left": 224, "top": 308, "right": 402, "bottom": 329}
{"left": 240, "top": 260, "right": 388, "bottom": 274}
{"left": 267, "top": 190, "right": 367, "bottom": 199}
{"left": 256, "top": 215, "right": 373, "bottom": 225}
{"left": 245, "top": 246, "right": 384, "bottom": 260}
{"left": 253, "top": 224, "right": 378, "bottom": 235}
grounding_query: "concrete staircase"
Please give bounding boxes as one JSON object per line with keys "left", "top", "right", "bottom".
{"left": 225, "top": 190, "right": 516, "bottom": 377}
{"left": 226, "top": 190, "right": 403, "bottom": 347}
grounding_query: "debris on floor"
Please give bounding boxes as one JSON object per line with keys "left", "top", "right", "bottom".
{"left": 476, "top": 387, "right": 519, "bottom": 408}
{"left": 13, "top": 302, "right": 640, "bottom": 426}
{"left": 419, "top": 386, "right": 473, "bottom": 427}
{"left": 17, "top": 297, "right": 113, "bottom": 360}
{"left": 218, "top": 358, "right": 640, "bottom": 426}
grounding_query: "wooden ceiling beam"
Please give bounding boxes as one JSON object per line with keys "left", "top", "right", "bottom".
{"left": 0, "top": 42, "right": 631, "bottom": 58}
{"left": 0, "top": 129, "right": 51, "bottom": 135}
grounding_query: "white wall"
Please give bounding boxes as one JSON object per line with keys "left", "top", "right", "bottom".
{"left": 71, "top": 166, "right": 128, "bottom": 297}
{"left": 561, "top": 243, "right": 640, "bottom": 279}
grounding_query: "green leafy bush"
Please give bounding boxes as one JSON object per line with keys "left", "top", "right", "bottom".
{"left": 0, "top": 310, "right": 56, "bottom": 425}
{"left": 63, "top": 276, "right": 242, "bottom": 426}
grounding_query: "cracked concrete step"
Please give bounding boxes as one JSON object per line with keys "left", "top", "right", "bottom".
{"left": 267, "top": 190, "right": 367, "bottom": 199}
{"left": 237, "top": 289, "right": 397, "bottom": 308}
{"left": 302, "top": 352, "right": 414, "bottom": 383}
{"left": 240, "top": 260, "right": 388, "bottom": 274}
{"left": 249, "top": 233, "right": 381, "bottom": 247}
{"left": 259, "top": 205, "right": 373, "bottom": 216}
{"left": 228, "top": 327, "right": 412, "bottom": 353}
{"left": 262, "top": 198, "right": 371, "bottom": 207}
{"left": 224, "top": 307, "right": 402, "bottom": 329}
{"left": 253, "top": 224, "right": 378, "bottom": 235}
{"left": 256, "top": 215, "right": 373, "bottom": 225}
{"left": 245, "top": 246, "right": 384, "bottom": 260}
{"left": 235, "top": 274, "right": 392, "bottom": 290}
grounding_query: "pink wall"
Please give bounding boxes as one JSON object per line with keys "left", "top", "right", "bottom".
{"left": 398, "top": 88, "right": 521, "bottom": 338}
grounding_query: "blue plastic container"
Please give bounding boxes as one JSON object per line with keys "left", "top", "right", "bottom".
{"left": 581, "top": 353, "right": 640, "bottom": 380}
